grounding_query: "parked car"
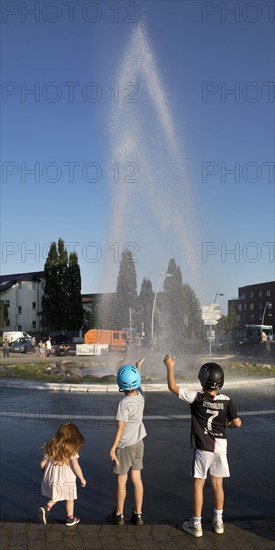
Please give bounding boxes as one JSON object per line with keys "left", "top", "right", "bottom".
{"left": 10, "top": 337, "right": 34, "bottom": 353}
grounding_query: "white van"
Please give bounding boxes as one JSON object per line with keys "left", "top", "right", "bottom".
{"left": 3, "top": 331, "right": 32, "bottom": 343}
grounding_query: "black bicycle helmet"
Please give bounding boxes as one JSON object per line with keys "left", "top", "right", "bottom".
{"left": 198, "top": 363, "right": 224, "bottom": 391}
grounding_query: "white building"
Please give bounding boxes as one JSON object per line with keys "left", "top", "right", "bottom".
{"left": 0, "top": 271, "right": 45, "bottom": 333}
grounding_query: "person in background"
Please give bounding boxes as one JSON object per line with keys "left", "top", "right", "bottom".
{"left": 3, "top": 338, "right": 9, "bottom": 358}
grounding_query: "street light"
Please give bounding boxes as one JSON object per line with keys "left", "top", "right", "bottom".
{"left": 261, "top": 301, "right": 272, "bottom": 325}
{"left": 213, "top": 290, "right": 224, "bottom": 304}
{"left": 151, "top": 272, "right": 172, "bottom": 342}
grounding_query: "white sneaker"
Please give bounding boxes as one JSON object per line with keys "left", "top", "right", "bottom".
{"left": 212, "top": 518, "right": 224, "bottom": 534}
{"left": 182, "top": 520, "right": 203, "bottom": 537}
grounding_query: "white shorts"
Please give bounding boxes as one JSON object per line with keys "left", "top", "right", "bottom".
{"left": 192, "top": 449, "right": 230, "bottom": 479}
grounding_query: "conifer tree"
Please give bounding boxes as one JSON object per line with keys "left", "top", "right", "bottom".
{"left": 163, "top": 258, "right": 201, "bottom": 349}
{"left": 115, "top": 250, "right": 138, "bottom": 330}
{"left": 42, "top": 239, "right": 83, "bottom": 330}
{"left": 66, "top": 252, "right": 84, "bottom": 330}
{"left": 139, "top": 277, "right": 154, "bottom": 345}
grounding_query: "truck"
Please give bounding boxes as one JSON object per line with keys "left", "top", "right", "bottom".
{"left": 3, "top": 331, "right": 32, "bottom": 344}
{"left": 84, "top": 329, "right": 127, "bottom": 351}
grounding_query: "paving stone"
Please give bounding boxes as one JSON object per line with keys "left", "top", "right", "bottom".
{"left": 27, "top": 543, "right": 47, "bottom": 550}
{"left": 120, "top": 535, "right": 143, "bottom": 547}
{"left": 45, "top": 531, "right": 63, "bottom": 542}
{"left": 28, "top": 529, "right": 46, "bottom": 538}
{"left": 82, "top": 537, "right": 103, "bottom": 550}
{"left": 9, "top": 534, "right": 28, "bottom": 546}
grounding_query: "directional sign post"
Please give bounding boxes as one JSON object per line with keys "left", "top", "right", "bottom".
{"left": 202, "top": 304, "right": 222, "bottom": 355}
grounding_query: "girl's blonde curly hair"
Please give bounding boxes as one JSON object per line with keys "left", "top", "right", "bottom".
{"left": 43, "top": 422, "right": 85, "bottom": 464}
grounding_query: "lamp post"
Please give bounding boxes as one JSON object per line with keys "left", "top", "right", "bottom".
{"left": 213, "top": 290, "right": 224, "bottom": 304}
{"left": 261, "top": 301, "right": 272, "bottom": 326}
{"left": 151, "top": 272, "right": 172, "bottom": 342}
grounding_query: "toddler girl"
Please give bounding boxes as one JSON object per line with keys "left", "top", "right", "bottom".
{"left": 38, "top": 422, "right": 86, "bottom": 526}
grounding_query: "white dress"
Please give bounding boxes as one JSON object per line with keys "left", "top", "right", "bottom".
{"left": 41, "top": 455, "right": 78, "bottom": 501}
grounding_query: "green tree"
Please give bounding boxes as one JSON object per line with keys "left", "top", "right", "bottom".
{"left": 139, "top": 278, "right": 154, "bottom": 345}
{"left": 66, "top": 252, "right": 84, "bottom": 330}
{"left": 42, "top": 239, "right": 83, "bottom": 330}
{"left": 181, "top": 283, "right": 201, "bottom": 338}
{"left": 219, "top": 306, "right": 239, "bottom": 335}
{"left": 115, "top": 250, "right": 138, "bottom": 330}
{"left": 163, "top": 258, "right": 201, "bottom": 349}
{"left": 0, "top": 303, "right": 8, "bottom": 328}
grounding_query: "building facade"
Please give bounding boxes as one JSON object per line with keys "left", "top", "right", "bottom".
{"left": 228, "top": 281, "right": 275, "bottom": 330}
{"left": 0, "top": 272, "right": 45, "bottom": 332}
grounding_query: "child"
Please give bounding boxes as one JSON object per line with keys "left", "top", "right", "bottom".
{"left": 39, "top": 340, "right": 45, "bottom": 358}
{"left": 107, "top": 358, "right": 146, "bottom": 526}
{"left": 38, "top": 422, "right": 86, "bottom": 526}
{"left": 163, "top": 355, "right": 241, "bottom": 538}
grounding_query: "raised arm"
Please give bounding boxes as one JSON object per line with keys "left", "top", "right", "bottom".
{"left": 136, "top": 357, "right": 145, "bottom": 373}
{"left": 163, "top": 354, "right": 180, "bottom": 396}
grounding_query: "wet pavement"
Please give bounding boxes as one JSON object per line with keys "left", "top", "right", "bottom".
{"left": 1, "top": 374, "right": 274, "bottom": 549}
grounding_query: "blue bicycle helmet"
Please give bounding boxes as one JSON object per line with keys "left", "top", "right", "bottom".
{"left": 117, "top": 364, "right": 141, "bottom": 391}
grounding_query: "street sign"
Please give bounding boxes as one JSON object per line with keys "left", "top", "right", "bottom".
{"left": 202, "top": 304, "right": 222, "bottom": 325}
{"left": 207, "top": 329, "right": 215, "bottom": 341}
{"left": 204, "top": 319, "right": 218, "bottom": 325}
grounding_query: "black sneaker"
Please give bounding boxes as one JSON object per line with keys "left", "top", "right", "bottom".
{"left": 65, "top": 516, "right": 80, "bottom": 526}
{"left": 38, "top": 505, "right": 49, "bottom": 524}
{"left": 106, "top": 509, "right": 125, "bottom": 525}
{"left": 131, "top": 510, "right": 144, "bottom": 526}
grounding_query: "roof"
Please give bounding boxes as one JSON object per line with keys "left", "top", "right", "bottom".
{"left": 0, "top": 271, "right": 44, "bottom": 293}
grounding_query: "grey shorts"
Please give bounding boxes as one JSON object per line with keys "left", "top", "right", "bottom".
{"left": 113, "top": 440, "right": 144, "bottom": 475}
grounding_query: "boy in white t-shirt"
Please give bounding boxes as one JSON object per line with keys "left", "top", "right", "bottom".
{"left": 164, "top": 354, "right": 241, "bottom": 538}
{"left": 107, "top": 358, "right": 146, "bottom": 526}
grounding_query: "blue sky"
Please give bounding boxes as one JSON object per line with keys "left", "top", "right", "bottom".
{"left": 1, "top": 0, "right": 274, "bottom": 312}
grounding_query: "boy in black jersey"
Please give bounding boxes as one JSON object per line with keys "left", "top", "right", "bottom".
{"left": 164, "top": 355, "right": 241, "bottom": 538}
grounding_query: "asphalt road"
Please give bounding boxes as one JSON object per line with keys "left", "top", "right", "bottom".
{"left": 0, "top": 382, "right": 274, "bottom": 524}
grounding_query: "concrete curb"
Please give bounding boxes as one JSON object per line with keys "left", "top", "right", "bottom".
{"left": 0, "top": 377, "right": 274, "bottom": 392}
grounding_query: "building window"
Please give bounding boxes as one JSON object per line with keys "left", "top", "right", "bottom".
{"left": 244, "top": 304, "right": 247, "bottom": 311}
{"left": 32, "top": 281, "right": 37, "bottom": 290}
{"left": 238, "top": 304, "right": 242, "bottom": 311}
{"left": 0, "top": 299, "right": 10, "bottom": 306}
{"left": 250, "top": 304, "right": 254, "bottom": 310}
{"left": 17, "top": 306, "right": 22, "bottom": 315}
{"left": 17, "top": 282, "right": 22, "bottom": 289}
{"left": 267, "top": 290, "right": 271, "bottom": 296}
{"left": 250, "top": 291, "right": 254, "bottom": 298}
{"left": 32, "top": 321, "right": 36, "bottom": 329}
{"left": 32, "top": 302, "right": 36, "bottom": 310}
{"left": 258, "top": 291, "right": 262, "bottom": 297}
{"left": 259, "top": 303, "right": 262, "bottom": 309}
{"left": 240, "top": 293, "right": 245, "bottom": 299}
{"left": 250, "top": 314, "right": 254, "bottom": 319}
{"left": 17, "top": 324, "right": 22, "bottom": 330}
